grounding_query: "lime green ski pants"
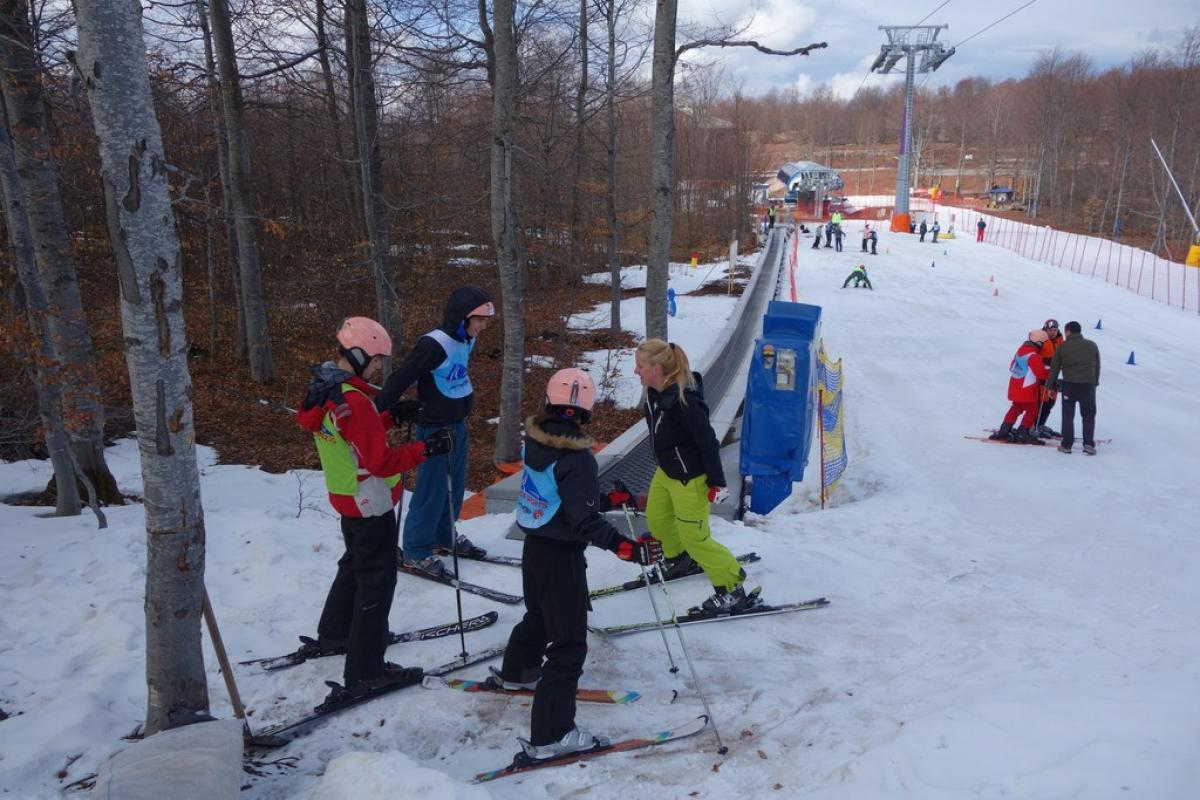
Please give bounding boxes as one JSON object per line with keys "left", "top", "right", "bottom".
{"left": 645, "top": 468, "right": 743, "bottom": 591}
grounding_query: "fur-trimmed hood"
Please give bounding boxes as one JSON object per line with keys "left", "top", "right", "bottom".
{"left": 524, "top": 415, "right": 595, "bottom": 453}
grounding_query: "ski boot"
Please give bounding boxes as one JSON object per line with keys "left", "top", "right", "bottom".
{"left": 1082, "top": 443, "right": 1097, "bottom": 456}
{"left": 518, "top": 727, "right": 610, "bottom": 762}
{"left": 988, "top": 422, "right": 1014, "bottom": 441}
{"left": 321, "top": 663, "right": 424, "bottom": 707}
{"left": 689, "top": 572, "right": 763, "bottom": 616}
{"left": 485, "top": 665, "right": 540, "bottom": 691}
{"left": 437, "top": 534, "right": 486, "bottom": 559}
{"left": 1014, "top": 427, "right": 1044, "bottom": 445}
{"left": 300, "top": 634, "right": 347, "bottom": 659}
{"left": 657, "top": 552, "right": 698, "bottom": 582}
{"left": 1036, "top": 424, "right": 1060, "bottom": 439}
{"left": 404, "top": 554, "right": 453, "bottom": 578}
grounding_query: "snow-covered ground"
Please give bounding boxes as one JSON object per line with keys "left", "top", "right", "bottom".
{"left": 3, "top": 227, "right": 1199, "bottom": 798}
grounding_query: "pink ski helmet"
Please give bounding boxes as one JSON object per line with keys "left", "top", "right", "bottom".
{"left": 544, "top": 368, "right": 596, "bottom": 422}
{"left": 336, "top": 316, "right": 392, "bottom": 375}
{"left": 1028, "top": 329, "right": 1049, "bottom": 345}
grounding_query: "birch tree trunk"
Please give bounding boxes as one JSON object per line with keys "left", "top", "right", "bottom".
{"left": 346, "top": 0, "right": 399, "bottom": 352}
{"left": 0, "top": 0, "right": 119, "bottom": 503}
{"left": 604, "top": 0, "right": 621, "bottom": 336}
{"left": 0, "top": 104, "right": 80, "bottom": 515}
{"left": 490, "top": 0, "right": 524, "bottom": 463}
{"left": 645, "top": 0, "right": 677, "bottom": 342}
{"left": 71, "top": 0, "right": 211, "bottom": 734}
{"left": 209, "top": 0, "right": 276, "bottom": 382}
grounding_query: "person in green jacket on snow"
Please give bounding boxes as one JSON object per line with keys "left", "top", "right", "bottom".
{"left": 634, "top": 339, "right": 761, "bottom": 614}
{"left": 842, "top": 264, "right": 873, "bottom": 290}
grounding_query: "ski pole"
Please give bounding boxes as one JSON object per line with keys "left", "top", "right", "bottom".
{"left": 650, "top": 544, "right": 729, "bottom": 755}
{"left": 443, "top": 434, "right": 468, "bottom": 660}
{"left": 618, "top": 504, "right": 678, "bottom": 675}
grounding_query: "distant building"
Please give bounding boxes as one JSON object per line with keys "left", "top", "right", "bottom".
{"left": 988, "top": 185, "right": 1016, "bottom": 208}
{"left": 776, "top": 161, "right": 844, "bottom": 216}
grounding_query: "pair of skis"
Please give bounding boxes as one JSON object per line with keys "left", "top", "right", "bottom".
{"left": 398, "top": 546, "right": 765, "bottom": 605}
{"left": 238, "top": 611, "right": 500, "bottom": 672}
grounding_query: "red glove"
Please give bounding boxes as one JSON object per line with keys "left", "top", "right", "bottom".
{"left": 707, "top": 486, "right": 723, "bottom": 503}
{"left": 604, "top": 484, "right": 633, "bottom": 510}
{"left": 616, "top": 535, "right": 663, "bottom": 565}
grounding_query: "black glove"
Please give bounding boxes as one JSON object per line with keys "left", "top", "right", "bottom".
{"left": 616, "top": 535, "right": 663, "bottom": 565}
{"left": 422, "top": 428, "right": 454, "bottom": 457}
{"left": 607, "top": 479, "right": 634, "bottom": 510}
{"left": 390, "top": 398, "right": 421, "bottom": 423}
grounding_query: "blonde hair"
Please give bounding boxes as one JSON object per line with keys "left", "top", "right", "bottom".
{"left": 637, "top": 338, "right": 696, "bottom": 405}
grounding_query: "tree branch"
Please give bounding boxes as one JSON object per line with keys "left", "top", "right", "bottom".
{"left": 241, "top": 47, "right": 321, "bottom": 81}
{"left": 676, "top": 39, "right": 827, "bottom": 59}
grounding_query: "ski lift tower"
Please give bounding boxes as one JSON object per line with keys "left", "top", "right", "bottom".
{"left": 870, "top": 25, "right": 954, "bottom": 234}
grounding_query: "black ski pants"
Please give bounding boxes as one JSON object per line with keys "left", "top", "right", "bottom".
{"left": 501, "top": 534, "right": 590, "bottom": 745}
{"left": 1059, "top": 382, "right": 1097, "bottom": 448}
{"left": 318, "top": 510, "right": 399, "bottom": 684}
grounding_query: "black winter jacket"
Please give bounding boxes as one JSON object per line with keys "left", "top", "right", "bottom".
{"left": 643, "top": 373, "right": 726, "bottom": 488}
{"left": 517, "top": 416, "right": 625, "bottom": 552}
{"left": 375, "top": 286, "right": 491, "bottom": 426}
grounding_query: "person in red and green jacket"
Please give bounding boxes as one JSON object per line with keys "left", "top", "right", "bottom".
{"left": 295, "top": 317, "right": 454, "bottom": 701}
{"left": 988, "top": 329, "right": 1050, "bottom": 445}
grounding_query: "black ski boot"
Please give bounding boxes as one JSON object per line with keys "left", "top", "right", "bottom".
{"left": 657, "top": 552, "right": 698, "bottom": 582}
{"left": 1015, "top": 427, "right": 1044, "bottom": 445}
{"left": 326, "top": 662, "right": 424, "bottom": 705}
{"left": 988, "top": 422, "right": 1014, "bottom": 441}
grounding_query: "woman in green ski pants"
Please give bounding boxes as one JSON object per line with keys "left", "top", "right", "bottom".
{"left": 634, "top": 339, "right": 761, "bottom": 614}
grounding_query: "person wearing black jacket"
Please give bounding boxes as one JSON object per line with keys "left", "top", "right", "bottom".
{"left": 375, "top": 286, "right": 494, "bottom": 576}
{"left": 497, "top": 368, "right": 660, "bottom": 761}
{"left": 634, "top": 339, "right": 759, "bottom": 614}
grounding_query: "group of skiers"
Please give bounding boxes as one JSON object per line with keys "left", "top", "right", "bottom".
{"left": 989, "top": 318, "right": 1101, "bottom": 453}
{"left": 916, "top": 219, "right": 942, "bottom": 243}
{"left": 295, "top": 286, "right": 755, "bottom": 761}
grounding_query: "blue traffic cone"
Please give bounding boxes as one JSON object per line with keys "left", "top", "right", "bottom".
{"left": 1126, "top": 350, "right": 1136, "bottom": 365}
{"left": 1095, "top": 319, "right": 1102, "bottom": 330}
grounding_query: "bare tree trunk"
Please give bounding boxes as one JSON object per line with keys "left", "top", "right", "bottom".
{"left": 0, "top": 102, "right": 79, "bottom": 515}
{"left": 566, "top": 0, "right": 588, "bottom": 283}
{"left": 491, "top": 0, "right": 524, "bottom": 463}
{"left": 603, "top": 0, "right": 621, "bottom": 336}
{"left": 346, "top": 0, "right": 399, "bottom": 355}
{"left": 645, "top": 0, "right": 677, "bottom": 342}
{"left": 195, "top": 0, "right": 245, "bottom": 359}
{"left": 72, "top": 0, "right": 211, "bottom": 734}
{"left": 209, "top": 0, "right": 276, "bottom": 382}
{"left": 315, "top": 0, "right": 361, "bottom": 226}
{"left": 0, "top": 0, "right": 119, "bottom": 503}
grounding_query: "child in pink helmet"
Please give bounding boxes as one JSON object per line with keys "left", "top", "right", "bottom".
{"left": 496, "top": 367, "right": 660, "bottom": 762}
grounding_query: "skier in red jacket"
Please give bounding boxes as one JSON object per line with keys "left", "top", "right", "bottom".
{"left": 988, "top": 329, "right": 1050, "bottom": 445}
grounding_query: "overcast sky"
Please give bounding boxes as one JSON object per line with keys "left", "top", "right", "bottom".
{"left": 675, "top": 0, "right": 1200, "bottom": 98}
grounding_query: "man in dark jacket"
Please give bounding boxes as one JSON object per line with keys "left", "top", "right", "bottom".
{"left": 1044, "top": 320, "right": 1101, "bottom": 454}
{"left": 376, "top": 286, "right": 495, "bottom": 575}
{"left": 919, "top": 220, "right": 928, "bottom": 242}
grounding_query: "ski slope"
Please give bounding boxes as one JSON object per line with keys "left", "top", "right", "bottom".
{"left": 1, "top": 225, "right": 1198, "bottom": 798}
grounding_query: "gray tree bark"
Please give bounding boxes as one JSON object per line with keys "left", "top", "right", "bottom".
{"left": 567, "top": 0, "right": 588, "bottom": 283}
{"left": 315, "top": 0, "right": 362, "bottom": 226}
{"left": 0, "top": 0, "right": 119, "bottom": 503}
{"left": 71, "top": 0, "right": 211, "bottom": 734}
{"left": 645, "top": 0, "right": 676, "bottom": 342}
{"left": 208, "top": 0, "right": 276, "bottom": 382}
{"left": 345, "top": 0, "right": 399, "bottom": 353}
{"left": 603, "top": 0, "right": 622, "bottom": 336}
{"left": 195, "top": 0, "right": 245, "bottom": 359}
{"left": 0, "top": 103, "right": 79, "bottom": 515}
{"left": 490, "top": 0, "right": 524, "bottom": 463}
